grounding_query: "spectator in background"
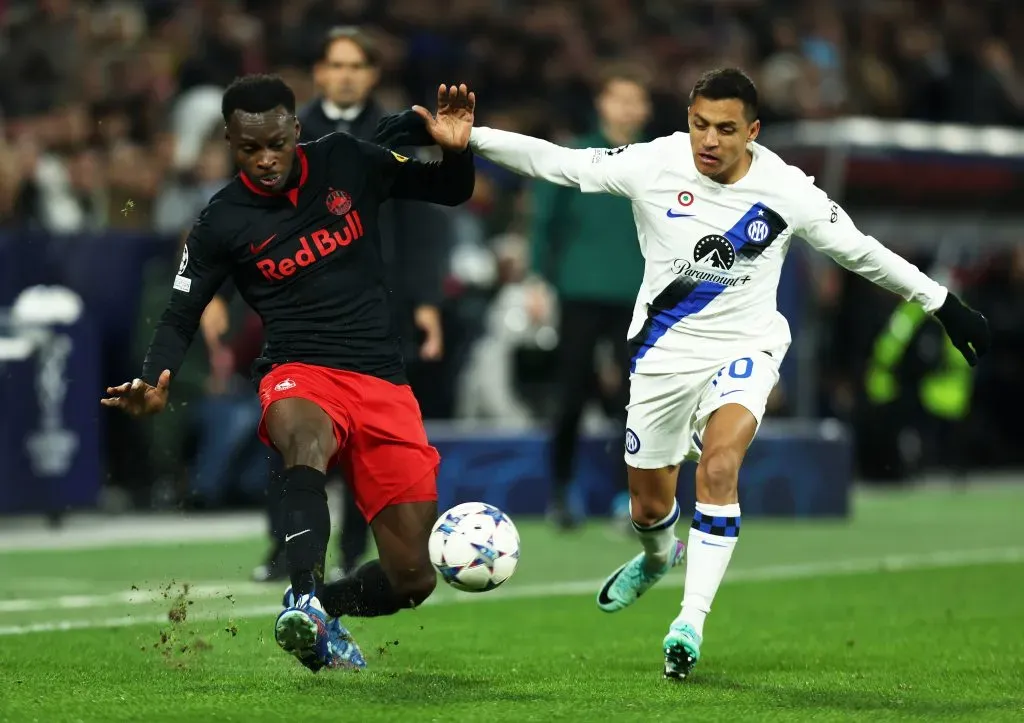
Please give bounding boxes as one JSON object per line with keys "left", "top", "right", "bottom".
{"left": 252, "top": 25, "right": 452, "bottom": 583}
{"left": 132, "top": 228, "right": 269, "bottom": 509}
{"left": 456, "top": 231, "right": 554, "bottom": 424}
{"left": 130, "top": 230, "right": 213, "bottom": 506}
{"left": 526, "top": 62, "right": 651, "bottom": 530}
{"left": 963, "top": 246, "right": 1024, "bottom": 466}
{"left": 188, "top": 293, "right": 270, "bottom": 511}
{"left": 154, "top": 133, "right": 233, "bottom": 234}
{"left": 859, "top": 266, "right": 975, "bottom": 480}
{"left": 2, "top": 0, "right": 1023, "bottom": 517}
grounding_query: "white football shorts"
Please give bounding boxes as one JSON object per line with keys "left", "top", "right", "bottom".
{"left": 624, "top": 349, "right": 781, "bottom": 468}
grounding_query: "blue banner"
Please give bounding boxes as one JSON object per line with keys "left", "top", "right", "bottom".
{"left": 428, "top": 420, "right": 852, "bottom": 519}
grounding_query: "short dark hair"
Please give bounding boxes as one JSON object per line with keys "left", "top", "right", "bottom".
{"left": 221, "top": 75, "right": 296, "bottom": 123}
{"left": 597, "top": 60, "right": 651, "bottom": 94}
{"left": 320, "top": 26, "right": 379, "bottom": 67}
{"left": 689, "top": 68, "right": 759, "bottom": 122}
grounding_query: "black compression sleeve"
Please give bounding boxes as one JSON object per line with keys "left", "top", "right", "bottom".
{"left": 140, "top": 214, "right": 231, "bottom": 385}
{"left": 356, "top": 138, "right": 475, "bottom": 207}
{"left": 388, "top": 148, "right": 475, "bottom": 206}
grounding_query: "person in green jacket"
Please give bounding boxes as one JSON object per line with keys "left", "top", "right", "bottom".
{"left": 526, "top": 63, "right": 651, "bottom": 529}
{"left": 863, "top": 268, "right": 975, "bottom": 478}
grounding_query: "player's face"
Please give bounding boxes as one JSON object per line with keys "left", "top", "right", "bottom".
{"left": 227, "top": 107, "right": 300, "bottom": 193}
{"left": 316, "top": 39, "right": 379, "bottom": 107}
{"left": 597, "top": 79, "right": 651, "bottom": 137}
{"left": 687, "top": 96, "right": 760, "bottom": 183}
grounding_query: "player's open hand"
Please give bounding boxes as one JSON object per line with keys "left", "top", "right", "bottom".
{"left": 412, "top": 84, "right": 475, "bottom": 152}
{"left": 100, "top": 369, "right": 171, "bottom": 416}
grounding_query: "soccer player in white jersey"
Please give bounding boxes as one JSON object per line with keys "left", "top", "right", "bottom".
{"left": 463, "top": 68, "right": 991, "bottom": 679}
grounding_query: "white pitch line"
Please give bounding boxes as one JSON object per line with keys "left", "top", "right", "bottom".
{"left": 0, "top": 582, "right": 276, "bottom": 613}
{"left": 0, "top": 546, "right": 1021, "bottom": 637}
{"left": 0, "top": 605, "right": 283, "bottom": 636}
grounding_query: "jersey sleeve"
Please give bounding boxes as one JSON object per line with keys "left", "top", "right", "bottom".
{"left": 795, "top": 179, "right": 947, "bottom": 313}
{"left": 355, "top": 138, "right": 475, "bottom": 206}
{"left": 469, "top": 127, "right": 652, "bottom": 199}
{"left": 141, "top": 209, "right": 233, "bottom": 385}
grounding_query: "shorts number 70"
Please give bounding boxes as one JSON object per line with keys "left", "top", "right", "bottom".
{"left": 712, "top": 357, "right": 753, "bottom": 387}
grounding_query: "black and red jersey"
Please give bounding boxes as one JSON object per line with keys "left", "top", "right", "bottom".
{"left": 141, "top": 132, "right": 474, "bottom": 386}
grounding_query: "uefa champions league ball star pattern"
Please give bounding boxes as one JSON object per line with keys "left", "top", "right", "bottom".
{"left": 429, "top": 502, "right": 521, "bottom": 592}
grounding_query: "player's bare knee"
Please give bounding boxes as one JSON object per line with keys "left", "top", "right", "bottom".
{"left": 391, "top": 568, "right": 436, "bottom": 608}
{"left": 697, "top": 448, "right": 741, "bottom": 503}
{"left": 280, "top": 426, "right": 334, "bottom": 470}
{"left": 629, "top": 491, "right": 676, "bottom": 526}
{"left": 627, "top": 466, "right": 678, "bottom": 525}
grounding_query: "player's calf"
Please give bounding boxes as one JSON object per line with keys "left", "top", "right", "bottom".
{"left": 628, "top": 465, "right": 685, "bottom": 571}
{"left": 389, "top": 567, "right": 437, "bottom": 608}
{"left": 319, "top": 554, "right": 437, "bottom": 617}
{"left": 265, "top": 398, "right": 340, "bottom": 597}
{"left": 695, "top": 446, "right": 742, "bottom": 504}
{"left": 598, "top": 465, "right": 686, "bottom": 612}
{"left": 319, "top": 560, "right": 407, "bottom": 617}
{"left": 319, "top": 500, "right": 439, "bottom": 617}
{"left": 671, "top": 404, "right": 752, "bottom": 669}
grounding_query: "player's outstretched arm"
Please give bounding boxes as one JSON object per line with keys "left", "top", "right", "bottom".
{"left": 361, "top": 84, "right": 475, "bottom": 206}
{"left": 467, "top": 125, "right": 654, "bottom": 199}
{"left": 799, "top": 189, "right": 991, "bottom": 365}
{"left": 101, "top": 217, "right": 232, "bottom": 415}
{"left": 373, "top": 109, "right": 434, "bottom": 150}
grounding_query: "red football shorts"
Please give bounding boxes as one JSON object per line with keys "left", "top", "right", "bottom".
{"left": 257, "top": 362, "right": 440, "bottom": 522}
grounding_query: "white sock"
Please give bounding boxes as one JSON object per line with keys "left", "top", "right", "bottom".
{"left": 677, "top": 501, "right": 741, "bottom": 638}
{"left": 631, "top": 499, "right": 680, "bottom": 572}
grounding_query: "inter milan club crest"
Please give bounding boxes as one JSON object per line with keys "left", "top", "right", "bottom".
{"left": 325, "top": 188, "right": 352, "bottom": 216}
{"left": 745, "top": 217, "right": 771, "bottom": 244}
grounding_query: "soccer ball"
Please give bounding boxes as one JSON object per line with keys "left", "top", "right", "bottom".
{"left": 428, "top": 502, "right": 520, "bottom": 593}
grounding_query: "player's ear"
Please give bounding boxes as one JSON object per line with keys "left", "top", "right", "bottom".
{"left": 294, "top": 118, "right": 302, "bottom": 141}
{"left": 747, "top": 118, "right": 760, "bottom": 142}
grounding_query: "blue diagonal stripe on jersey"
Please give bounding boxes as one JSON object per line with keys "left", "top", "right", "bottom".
{"left": 629, "top": 202, "right": 771, "bottom": 372}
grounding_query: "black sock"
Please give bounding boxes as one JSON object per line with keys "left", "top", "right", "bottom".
{"left": 339, "top": 487, "right": 370, "bottom": 573}
{"left": 318, "top": 560, "right": 407, "bottom": 618}
{"left": 267, "top": 467, "right": 286, "bottom": 547}
{"left": 280, "top": 465, "right": 331, "bottom": 597}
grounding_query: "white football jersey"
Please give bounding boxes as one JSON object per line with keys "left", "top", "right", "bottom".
{"left": 470, "top": 128, "right": 948, "bottom": 374}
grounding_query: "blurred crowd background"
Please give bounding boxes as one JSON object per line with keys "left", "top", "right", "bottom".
{"left": 1, "top": 0, "right": 1023, "bottom": 517}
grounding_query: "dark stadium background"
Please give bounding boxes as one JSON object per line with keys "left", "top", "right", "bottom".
{"left": 2, "top": 3, "right": 1023, "bottom": 720}
{"left": 0, "top": 0, "right": 1021, "bottom": 527}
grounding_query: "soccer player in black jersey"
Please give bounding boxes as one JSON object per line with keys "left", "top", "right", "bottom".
{"left": 101, "top": 74, "right": 476, "bottom": 672}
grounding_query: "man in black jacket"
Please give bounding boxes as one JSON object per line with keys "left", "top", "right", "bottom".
{"left": 253, "top": 27, "right": 450, "bottom": 583}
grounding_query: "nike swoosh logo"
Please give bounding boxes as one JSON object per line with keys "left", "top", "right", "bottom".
{"left": 284, "top": 529, "right": 310, "bottom": 543}
{"left": 250, "top": 234, "right": 277, "bottom": 254}
{"left": 597, "top": 563, "right": 628, "bottom": 607}
{"left": 666, "top": 210, "right": 695, "bottom": 218}
{"left": 719, "top": 389, "right": 743, "bottom": 398}
{"left": 701, "top": 539, "right": 728, "bottom": 547}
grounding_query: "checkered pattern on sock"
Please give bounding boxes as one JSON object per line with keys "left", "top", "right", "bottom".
{"left": 691, "top": 510, "right": 741, "bottom": 538}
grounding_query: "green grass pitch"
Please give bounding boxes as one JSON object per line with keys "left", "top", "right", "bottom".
{"left": 2, "top": 484, "right": 1023, "bottom": 722}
